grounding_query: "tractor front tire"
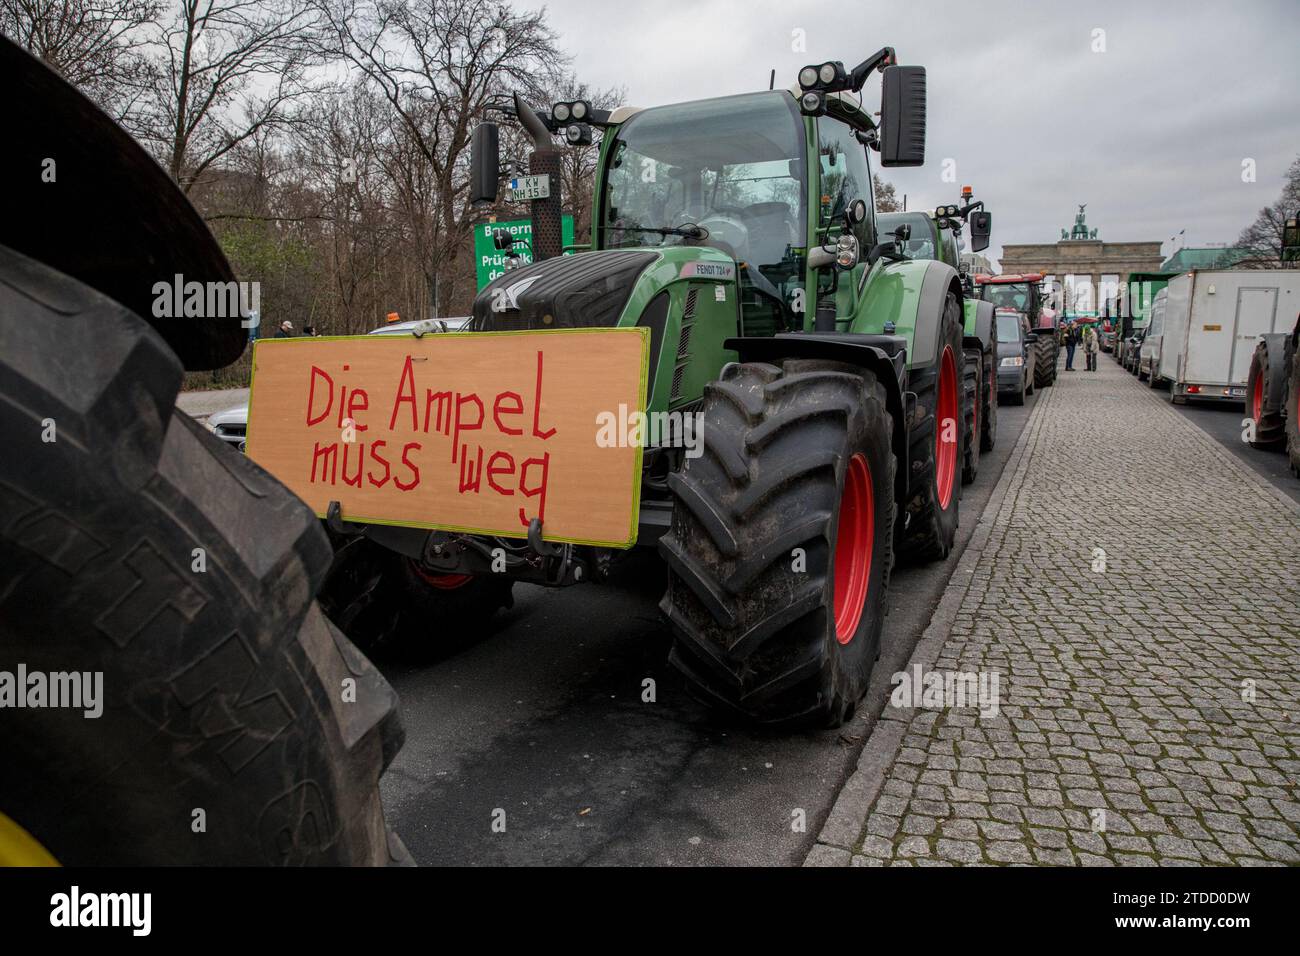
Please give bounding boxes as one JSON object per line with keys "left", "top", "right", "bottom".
{"left": 1287, "top": 341, "right": 1300, "bottom": 477}
{"left": 319, "top": 537, "right": 514, "bottom": 662}
{"left": 901, "top": 295, "right": 966, "bottom": 562}
{"left": 660, "top": 359, "right": 896, "bottom": 727}
{"left": 1246, "top": 339, "right": 1286, "bottom": 449}
{"left": 961, "top": 347, "right": 981, "bottom": 484}
{"left": 980, "top": 350, "right": 998, "bottom": 453}
{"left": 0, "top": 245, "right": 407, "bottom": 865}
{"left": 1033, "top": 337, "right": 1057, "bottom": 388}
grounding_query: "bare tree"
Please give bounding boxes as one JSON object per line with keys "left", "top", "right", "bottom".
{"left": 0, "top": 0, "right": 158, "bottom": 120}
{"left": 315, "top": 0, "right": 566, "bottom": 316}
{"left": 1235, "top": 155, "right": 1300, "bottom": 269}
{"left": 139, "top": 0, "right": 326, "bottom": 189}
{"left": 873, "top": 173, "right": 901, "bottom": 213}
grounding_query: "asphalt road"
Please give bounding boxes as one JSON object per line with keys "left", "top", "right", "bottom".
{"left": 378, "top": 390, "right": 1040, "bottom": 866}
{"left": 1102, "top": 351, "right": 1300, "bottom": 505}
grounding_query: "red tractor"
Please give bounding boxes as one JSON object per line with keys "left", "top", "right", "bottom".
{"left": 974, "top": 273, "right": 1059, "bottom": 389}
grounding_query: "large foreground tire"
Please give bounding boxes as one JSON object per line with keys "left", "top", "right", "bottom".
{"left": 961, "top": 347, "right": 981, "bottom": 484}
{"left": 1287, "top": 340, "right": 1300, "bottom": 478}
{"left": 0, "top": 245, "right": 407, "bottom": 865}
{"left": 319, "top": 538, "right": 514, "bottom": 661}
{"left": 660, "top": 360, "right": 896, "bottom": 727}
{"left": 1033, "top": 335, "right": 1057, "bottom": 388}
{"left": 901, "top": 296, "right": 965, "bottom": 562}
{"left": 980, "top": 350, "right": 997, "bottom": 453}
{"left": 1246, "top": 338, "right": 1287, "bottom": 449}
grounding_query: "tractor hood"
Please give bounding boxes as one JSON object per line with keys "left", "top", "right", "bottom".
{"left": 471, "top": 250, "right": 659, "bottom": 331}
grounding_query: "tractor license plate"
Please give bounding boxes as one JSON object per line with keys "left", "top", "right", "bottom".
{"left": 510, "top": 175, "right": 551, "bottom": 201}
{"left": 1228, "top": 387, "right": 1244, "bottom": 397}
{"left": 247, "top": 327, "right": 650, "bottom": 548}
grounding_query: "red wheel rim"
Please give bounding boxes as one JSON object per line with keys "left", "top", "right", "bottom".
{"left": 833, "top": 453, "right": 874, "bottom": 645}
{"left": 410, "top": 561, "right": 472, "bottom": 590}
{"left": 935, "top": 346, "right": 958, "bottom": 509}
{"left": 1251, "top": 369, "right": 1263, "bottom": 422}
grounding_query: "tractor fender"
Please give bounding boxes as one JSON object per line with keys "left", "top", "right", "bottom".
{"left": 724, "top": 332, "right": 910, "bottom": 504}
{"left": 0, "top": 36, "right": 243, "bottom": 371}
{"left": 913, "top": 259, "right": 964, "bottom": 368}
{"left": 962, "top": 298, "right": 996, "bottom": 353}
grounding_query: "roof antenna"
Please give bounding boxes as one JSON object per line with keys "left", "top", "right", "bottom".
{"left": 769, "top": 68, "right": 775, "bottom": 90}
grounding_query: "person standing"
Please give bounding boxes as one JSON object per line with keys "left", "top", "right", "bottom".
{"left": 1063, "top": 321, "right": 1079, "bottom": 371}
{"left": 1083, "top": 324, "right": 1099, "bottom": 371}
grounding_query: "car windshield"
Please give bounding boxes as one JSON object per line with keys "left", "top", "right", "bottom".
{"left": 981, "top": 282, "right": 1031, "bottom": 312}
{"left": 996, "top": 313, "right": 1021, "bottom": 341}
{"left": 602, "top": 91, "right": 807, "bottom": 269}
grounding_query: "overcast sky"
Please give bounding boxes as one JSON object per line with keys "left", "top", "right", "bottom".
{"left": 522, "top": 0, "right": 1299, "bottom": 268}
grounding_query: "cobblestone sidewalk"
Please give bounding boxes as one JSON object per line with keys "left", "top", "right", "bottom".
{"left": 808, "top": 357, "right": 1300, "bottom": 866}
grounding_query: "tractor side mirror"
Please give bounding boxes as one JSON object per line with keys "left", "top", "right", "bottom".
{"left": 879, "top": 65, "right": 926, "bottom": 167}
{"left": 493, "top": 228, "right": 513, "bottom": 251}
{"left": 968, "top": 210, "right": 992, "bottom": 253}
{"left": 470, "top": 122, "right": 500, "bottom": 205}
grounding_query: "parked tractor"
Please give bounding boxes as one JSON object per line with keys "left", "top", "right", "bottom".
{"left": 975, "top": 273, "right": 1059, "bottom": 389}
{"left": 878, "top": 186, "right": 998, "bottom": 485}
{"left": 1243, "top": 215, "right": 1300, "bottom": 478}
{"left": 321, "top": 48, "right": 985, "bottom": 726}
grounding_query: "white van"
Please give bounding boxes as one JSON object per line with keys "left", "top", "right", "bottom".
{"left": 1138, "top": 289, "right": 1168, "bottom": 384}
{"left": 1155, "top": 271, "right": 1300, "bottom": 404}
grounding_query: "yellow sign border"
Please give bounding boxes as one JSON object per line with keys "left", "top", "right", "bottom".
{"left": 246, "top": 326, "right": 651, "bottom": 549}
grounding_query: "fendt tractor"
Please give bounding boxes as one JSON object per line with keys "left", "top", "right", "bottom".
{"left": 0, "top": 37, "right": 407, "bottom": 865}
{"left": 975, "top": 273, "right": 1059, "bottom": 390}
{"left": 1244, "top": 214, "right": 1300, "bottom": 478}
{"left": 878, "top": 187, "right": 999, "bottom": 485}
{"left": 321, "top": 48, "right": 992, "bottom": 726}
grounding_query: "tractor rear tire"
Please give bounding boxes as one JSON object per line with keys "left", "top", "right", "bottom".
{"left": 660, "top": 359, "right": 896, "bottom": 727}
{"left": 980, "top": 350, "right": 997, "bottom": 453}
{"left": 0, "top": 244, "right": 408, "bottom": 865}
{"left": 1033, "top": 336, "right": 1057, "bottom": 388}
{"left": 1246, "top": 339, "right": 1286, "bottom": 449}
{"left": 319, "top": 537, "right": 514, "bottom": 662}
{"left": 901, "top": 296, "right": 965, "bottom": 562}
{"left": 961, "top": 347, "right": 980, "bottom": 484}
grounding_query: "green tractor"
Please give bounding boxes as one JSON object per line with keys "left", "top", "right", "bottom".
{"left": 327, "top": 48, "right": 987, "bottom": 726}
{"left": 878, "top": 186, "right": 998, "bottom": 486}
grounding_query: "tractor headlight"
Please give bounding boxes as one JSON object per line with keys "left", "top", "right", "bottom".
{"left": 570, "top": 100, "right": 588, "bottom": 120}
{"left": 552, "top": 102, "right": 571, "bottom": 122}
{"left": 1001, "top": 356, "right": 1024, "bottom": 367}
{"left": 800, "top": 91, "right": 824, "bottom": 115}
{"left": 835, "top": 233, "right": 859, "bottom": 270}
{"left": 798, "top": 66, "right": 819, "bottom": 89}
{"left": 819, "top": 62, "right": 837, "bottom": 85}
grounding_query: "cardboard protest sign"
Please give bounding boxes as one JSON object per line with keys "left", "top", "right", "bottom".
{"left": 246, "top": 327, "right": 649, "bottom": 548}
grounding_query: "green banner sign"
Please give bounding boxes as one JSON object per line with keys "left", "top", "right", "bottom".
{"left": 474, "top": 216, "right": 576, "bottom": 290}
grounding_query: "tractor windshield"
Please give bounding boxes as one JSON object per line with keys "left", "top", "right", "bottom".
{"left": 980, "top": 282, "right": 1032, "bottom": 312}
{"left": 601, "top": 91, "right": 807, "bottom": 332}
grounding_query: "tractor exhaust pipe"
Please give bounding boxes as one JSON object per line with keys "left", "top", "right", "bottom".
{"left": 514, "top": 93, "right": 564, "bottom": 262}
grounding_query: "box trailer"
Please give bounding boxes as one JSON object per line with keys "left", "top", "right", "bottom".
{"left": 1155, "top": 270, "right": 1300, "bottom": 404}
